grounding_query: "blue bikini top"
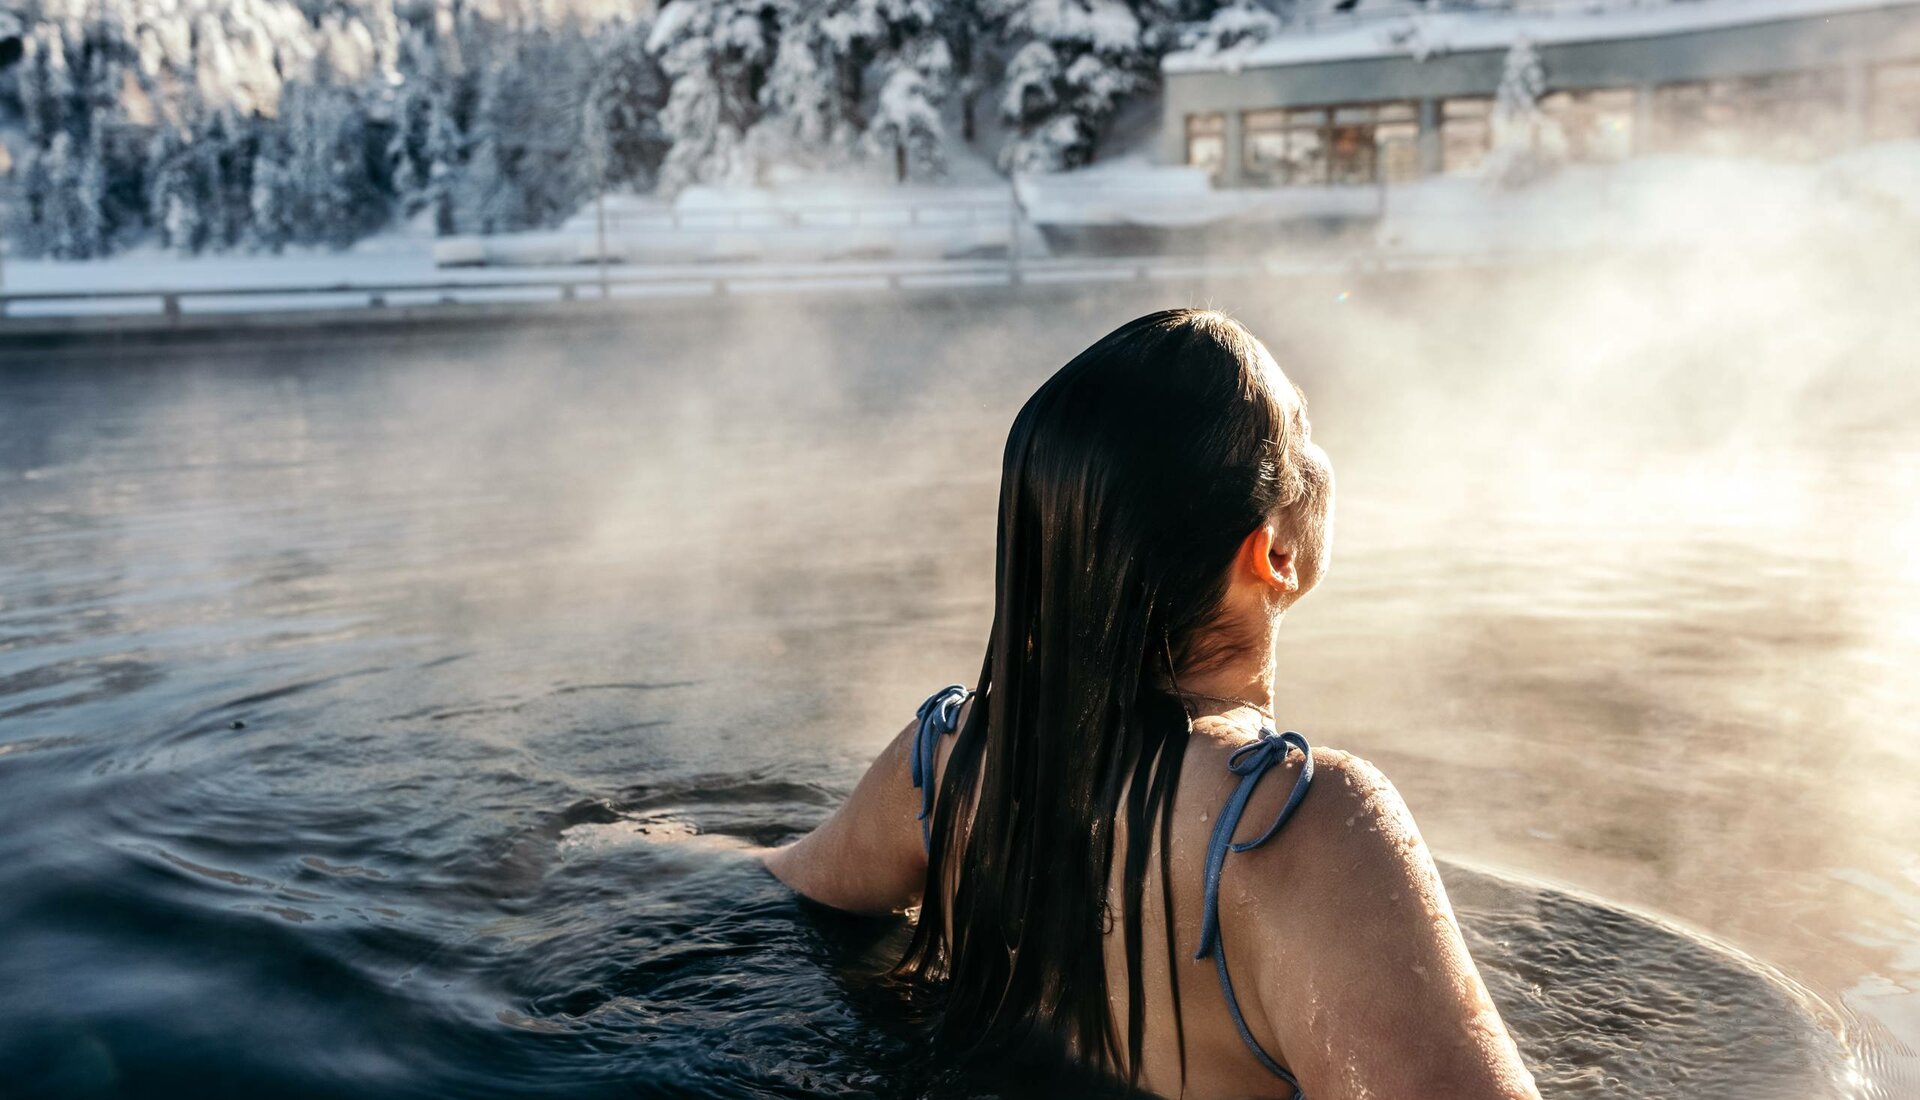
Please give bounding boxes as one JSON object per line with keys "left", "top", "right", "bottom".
{"left": 908, "top": 683, "right": 1314, "bottom": 1098}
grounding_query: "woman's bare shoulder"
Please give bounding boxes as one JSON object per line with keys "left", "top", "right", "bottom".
{"left": 1226, "top": 744, "right": 1433, "bottom": 920}
{"left": 1224, "top": 744, "right": 1541, "bottom": 1098}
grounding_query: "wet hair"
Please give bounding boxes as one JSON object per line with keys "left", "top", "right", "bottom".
{"left": 893, "top": 309, "right": 1325, "bottom": 1087}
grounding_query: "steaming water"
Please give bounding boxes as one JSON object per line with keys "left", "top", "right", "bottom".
{"left": 2, "top": 269, "right": 1916, "bottom": 1098}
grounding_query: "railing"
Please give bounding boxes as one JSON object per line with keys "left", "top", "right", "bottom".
{"left": 0, "top": 253, "right": 1454, "bottom": 326}
{"left": 0, "top": 261, "right": 1185, "bottom": 323}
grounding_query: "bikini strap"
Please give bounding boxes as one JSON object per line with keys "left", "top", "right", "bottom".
{"left": 1194, "top": 728, "right": 1314, "bottom": 1096}
{"left": 909, "top": 684, "right": 972, "bottom": 852}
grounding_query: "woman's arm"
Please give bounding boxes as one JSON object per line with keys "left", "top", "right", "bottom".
{"left": 761, "top": 716, "right": 931, "bottom": 916}
{"left": 1242, "top": 749, "right": 1540, "bottom": 1100}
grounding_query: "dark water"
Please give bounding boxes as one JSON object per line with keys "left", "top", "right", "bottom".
{"left": 2, "top": 270, "right": 1916, "bottom": 1098}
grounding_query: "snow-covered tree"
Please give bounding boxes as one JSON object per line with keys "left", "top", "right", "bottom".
{"left": 648, "top": 0, "right": 779, "bottom": 191}
{"left": 388, "top": 81, "right": 433, "bottom": 214}
{"left": 5, "top": 0, "right": 1255, "bottom": 255}
{"left": 1190, "top": 0, "right": 1285, "bottom": 54}
{"left": 16, "top": 24, "right": 77, "bottom": 143}
{"left": 197, "top": 110, "right": 254, "bottom": 251}
{"left": 869, "top": 33, "right": 953, "bottom": 180}
{"left": 453, "top": 33, "right": 590, "bottom": 232}
{"left": 248, "top": 124, "right": 299, "bottom": 252}
{"left": 582, "top": 20, "right": 671, "bottom": 193}
{"left": 990, "top": 0, "right": 1156, "bottom": 171}
{"left": 422, "top": 91, "right": 466, "bottom": 234}
{"left": 71, "top": 125, "right": 113, "bottom": 258}
{"left": 749, "top": 0, "right": 867, "bottom": 166}
{"left": 1486, "top": 35, "right": 1555, "bottom": 188}
{"left": 147, "top": 124, "right": 205, "bottom": 253}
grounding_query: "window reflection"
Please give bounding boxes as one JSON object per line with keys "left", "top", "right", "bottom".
{"left": 1869, "top": 60, "right": 1920, "bottom": 141}
{"left": 1443, "top": 97, "right": 1493, "bottom": 176}
{"left": 1541, "top": 88, "right": 1636, "bottom": 162}
{"left": 1186, "top": 113, "right": 1226, "bottom": 180}
{"left": 1189, "top": 55, "right": 1920, "bottom": 190}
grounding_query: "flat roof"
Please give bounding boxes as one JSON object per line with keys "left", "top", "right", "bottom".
{"left": 1164, "top": 0, "right": 1920, "bottom": 73}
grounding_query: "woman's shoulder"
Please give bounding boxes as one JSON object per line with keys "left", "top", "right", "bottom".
{"left": 1202, "top": 736, "right": 1431, "bottom": 915}
{"left": 1183, "top": 721, "right": 1404, "bottom": 834}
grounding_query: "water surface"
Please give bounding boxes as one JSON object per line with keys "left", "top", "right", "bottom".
{"left": 2, "top": 270, "right": 1916, "bottom": 1097}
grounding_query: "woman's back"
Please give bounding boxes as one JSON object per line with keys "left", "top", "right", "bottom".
{"left": 762, "top": 310, "right": 1537, "bottom": 1099}
{"left": 904, "top": 696, "right": 1531, "bottom": 1098}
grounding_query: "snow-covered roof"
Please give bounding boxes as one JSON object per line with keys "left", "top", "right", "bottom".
{"left": 1165, "top": 0, "right": 1920, "bottom": 74}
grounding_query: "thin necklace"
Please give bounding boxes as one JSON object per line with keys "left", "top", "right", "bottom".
{"left": 1175, "top": 689, "right": 1274, "bottom": 721}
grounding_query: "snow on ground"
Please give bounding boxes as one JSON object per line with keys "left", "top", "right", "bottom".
{"left": 432, "top": 140, "right": 1040, "bottom": 267}
{"left": 8, "top": 140, "right": 1918, "bottom": 314}
{"left": 1015, "top": 153, "right": 1380, "bottom": 226}
{"left": 1166, "top": 0, "right": 1920, "bottom": 72}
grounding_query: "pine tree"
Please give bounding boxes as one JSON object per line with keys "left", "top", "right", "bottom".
{"left": 284, "top": 82, "right": 388, "bottom": 247}
{"left": 18, "top": 24, "right": 76, "bottom": 144}
{"left": 8, "top": 145, "right": 56, "bottom": 258}
{"left": 196, "top": 110, "right": 252, "bottom": 251}
{"left": 388, "top": 81, "right": 433, "bottom": 216}
{"left": 1487, "top": 35, "right": 1551, "bottom": 188}
{"left": 423, "top": 90, "right": 465, "bottom": 234}
{"left": 868, "top": 34, "right": 953, "bottom": 180}
{"left": 583, "top": 21, "right": 672, "bottom": 193}
{"left": 648, "top": 0, "right": 779, "bottom": 191}
{"left": 1195, "top": 0, "right": 1285, "bottom": 53}
{"left": 146, "top": 125, "right": 205, "bottom": 254}
{"left": 70, "top": 122, "right": 111, "bottom": 258}
{"left": 989, "top": 0, "right": 1156, "bottom": 172}
{"left": 249, "top": 124, "right": 298, "bottom": 253}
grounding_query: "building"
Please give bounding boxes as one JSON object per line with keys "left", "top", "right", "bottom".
{"left": 1160, "top": 0, "right": 1920, "bottom": 188}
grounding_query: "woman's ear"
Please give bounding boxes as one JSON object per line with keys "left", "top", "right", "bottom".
{"left": 1244, "top": 523, "right": 1300, "bottom": 594}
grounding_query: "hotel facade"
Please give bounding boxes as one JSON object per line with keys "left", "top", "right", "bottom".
{"left": 1160, "top": 0, "right": 1920, "bottom": 188}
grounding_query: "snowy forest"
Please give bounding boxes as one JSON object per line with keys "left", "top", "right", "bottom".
{"left": 0, "top": 0, "right": 1374, "bottom": 259}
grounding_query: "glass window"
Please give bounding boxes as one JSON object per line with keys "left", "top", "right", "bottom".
{"left": 1377, "top": 119, "right": 1421, "bottom": 182}
{"left": 1870, "top": 60, "right": 1920, "bottom": 141}
{"left": 1244, "top": 109, "right": 1290, "bottom": 184}
{"left": 1186, "top": 113, "right": 1225, "bottom": 180}
{"left": 1651, "top": 81, "right": 1709, "bottom": 152}
{"left": 1327, "top": 122, "right": 1376, "bottom": 184}
{"left": 1735, "top": 70, "right": 1846, "bottom": 158}
{"left": 1542, "top": 88, "right": 1635, "bottom": 162}
{"left": 1654, "top": 72, "right": 1846, "bottom": 159}
{"left": 1243, "top": 105, "right": 1330, "bottom": 185}
{"left": 1242, "top": 100, "right": 1419, "bottom": 187}
{"left": 1284, "top": 125, "right": 1328, "bottom": 185}
{"left": 1442, "top": 96, "right": 1492, "bottom": 175}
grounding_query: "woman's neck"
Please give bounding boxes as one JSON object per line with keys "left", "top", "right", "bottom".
{"left": 1158, "top": 625, "right": 1280, "bottom": 716}
{"left": 1172, "top": 665, "right": 1276, "bottom": 715}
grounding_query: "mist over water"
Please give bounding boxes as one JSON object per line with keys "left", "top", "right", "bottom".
{"left": 2, "top": 226, "right": 1918, "bottom": 1095}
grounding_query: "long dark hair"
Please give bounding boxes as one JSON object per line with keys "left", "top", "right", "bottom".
{"left": 894, "top": 309, "right": 1323, "bottom": 1086}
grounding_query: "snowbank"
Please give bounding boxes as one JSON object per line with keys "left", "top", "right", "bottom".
{"left": 1377, "top": 140, "right": 1920, "bottom": 256}
{"left": 1015, "top": 156, "right": 1380, "bottom": 227}
{"left": 436, "top": 169, "right": 1044, "bottom": 267}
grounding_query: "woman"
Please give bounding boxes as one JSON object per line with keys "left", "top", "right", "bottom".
{"left": 764, "top": 310, "right": 1539, "bottom": 1100}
